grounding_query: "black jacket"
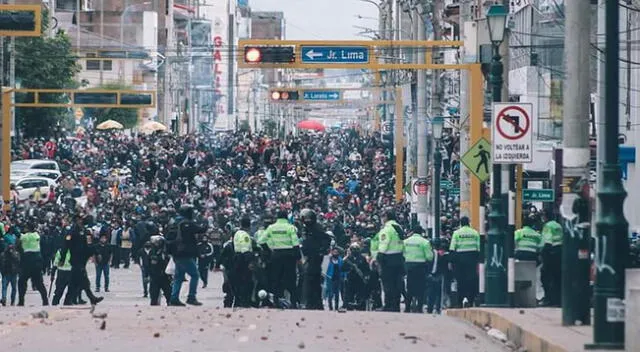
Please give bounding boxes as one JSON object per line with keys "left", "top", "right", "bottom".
{"left": 166, "top": 217, "right": 206, "bottom": 259}
{"left": 61, "top": 225, "right": 91, "bottom": 266}
{"left": 94, "top": 243, "right": 114, "bottom": 265}
{"left": 0, "top": 248, "right": 20, "bottom": 276}
{"left": 301, "top": 223, "right": 331, "bottom": 259}
{"left": 148, "top": 247, "right": 170, "bottom": 277}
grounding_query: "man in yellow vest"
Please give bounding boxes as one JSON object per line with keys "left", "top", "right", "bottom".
{"left": 541, "top": 209, "right": 563, "bottom": 306}
{"left": 263, "top": 209, "right": 300, "bottom": 306}
{"left": 514, "top": 216, "right": 544, "bottom": 262}
{"left": 449, "top": 216, "right": 480, "bottom": 308}
{"left": 373, "top": 208, "right": 405, "bottom": 312}
{"left": 17, "top": 222, "right": 49, "bottom": 306}
{"left": 233, "top": 216, "right": 255, "bottom": 307}
{"left": 403, "top": 225, "right": 433, "bottom": 313}
{"left": 51, "top": 248, "right": 72, "bottom": 306}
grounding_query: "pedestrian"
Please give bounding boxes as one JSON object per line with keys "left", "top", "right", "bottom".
{"left": 300, "top": 208, "right": 331, "bottom": 310}
{"left": 59, "top": 215, "right": 103, "bottom": 306}
{"left": 148, "top": 235, "right": 172, "bottom": 306}
{"left": 197, "top": 234, "right": 214, "bottom": 288}
{"left": 449, "top": 216, "right": 480, "bottom": 308}
{"left": 426, "top": 238, "right": 447, "bottom": 314}
{"left": 324, "top": 247, "right": 344, "bottom": 310}
{"left": 137, "top": 241, "right": 152, "bottom": 298}
{"left": 94, "top": 234, "right": 113, "bottom": 292}
{"left": 17, "top": 222, "right": 49, "bottom": 306}
{"left": 0, "top": 244, "right": 19, "bottom": 306}
{"left": 166, "top": 204, "right": 205, "bottom": 306}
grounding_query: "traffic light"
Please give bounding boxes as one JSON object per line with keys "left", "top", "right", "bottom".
{"left": 120, "top": 93, "right": 153, "bottom": 107}
{"left": 271, "top": 90, "right": 299, "bottom": 101}
{"left": 74, "top": 92, "right": 118, "bottom": 105}
{"left": 73, "top": 92, "right": 155, "bottom": 107}
{"left": 244, "top": 46, "right": 295, "bottom": 64}
{"left": 0, "top": 5, "right": 41, "bottom": 37}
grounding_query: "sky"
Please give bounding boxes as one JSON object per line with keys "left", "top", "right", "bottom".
{"left": 249, "top": 0, "right": 379, "bottom": 40}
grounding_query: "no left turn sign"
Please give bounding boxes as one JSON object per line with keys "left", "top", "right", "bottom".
{"left": 492, "top": 102, "right": 534, "bottom": 164}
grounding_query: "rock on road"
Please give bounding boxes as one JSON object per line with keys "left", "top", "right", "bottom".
{"left": 0, "top": 265, "right": 508, "bottom": 352}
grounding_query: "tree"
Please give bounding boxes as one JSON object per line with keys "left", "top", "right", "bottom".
{"left": 84, "top": 82, "right": 139, "bottom": 129}
{"left": 263, "top": 119, "right": 277, "bottom": 137}
{"left": 14, "top": 10, "right": 80, "bottom": 137}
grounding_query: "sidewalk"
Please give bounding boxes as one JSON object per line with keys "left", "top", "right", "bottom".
{"left": 447, "top": 308, "right": 601, "bottom": 352}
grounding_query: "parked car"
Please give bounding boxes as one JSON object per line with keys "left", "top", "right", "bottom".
{"left": 11, "top": 159, "right": 60, "bottom": 171}
{"left": 10, "top": 169, "right": 62, "bottom": 182}
{"left": 10, "top": 176, "right": 57, "bottom": 202}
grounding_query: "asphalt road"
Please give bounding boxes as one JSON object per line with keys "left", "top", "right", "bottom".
{"left": 0, "top": 264, "right": 509, "bottom": 352}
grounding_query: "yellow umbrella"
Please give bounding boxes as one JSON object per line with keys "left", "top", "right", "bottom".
{"left": 96, "top": 119, "right": 124, "bottom": 130}
{"left": 139, "top": 120, "right": 168, "bottom": 134}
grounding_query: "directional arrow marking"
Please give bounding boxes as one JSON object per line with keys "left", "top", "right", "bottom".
{"left": 305, "top": 50, "right": 323, "bottom": 60}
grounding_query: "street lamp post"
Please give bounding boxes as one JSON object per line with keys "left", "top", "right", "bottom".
{"left": 484, "top": 3, "right": 509, "bottom": 307}
{"left": 586, "top": 0, "right": 629, "bottom": 349}
{"left": 432, "top": 116, "right": 444, "bottom": 240}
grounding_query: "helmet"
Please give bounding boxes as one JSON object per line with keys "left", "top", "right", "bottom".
{"left": 300, "top": 208, "right": 317, "bottom": 225}
{"left": 179, "top": 204, "right": 194, "bottom": 219}
{"left": 150, "top": 235, "right": 165, "bottom": 247}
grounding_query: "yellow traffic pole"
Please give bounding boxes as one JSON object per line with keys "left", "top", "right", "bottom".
{"left": 2, "top": 88, "right": 11, "bottom": 212}
{"left": 395, "top": 87, "right": 404, "bottom": 203}
{"left": 469, "top": 64, "right": 484, "bottom": 230}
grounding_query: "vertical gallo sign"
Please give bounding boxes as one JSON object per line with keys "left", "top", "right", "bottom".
{"left": 492, "top": 102, "right": 535, "bottom": 164}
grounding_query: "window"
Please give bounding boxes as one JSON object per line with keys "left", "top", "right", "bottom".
{"left": 33, "top": 163, "right": 56, "bottom": 170}
{"left": 86, "top": 60, "right": 113, "bottom": 71}
{"left": 34, "top": 180, "right": 49, "bottom": 188}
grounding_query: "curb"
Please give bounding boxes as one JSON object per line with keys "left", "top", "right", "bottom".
{"left": 447, "top": 308, "right": 567, "bottom": 352}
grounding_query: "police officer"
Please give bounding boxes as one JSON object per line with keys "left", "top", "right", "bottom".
{"left": 232, "top": 216, "right": 255, "bottom": 307}
{"left": 17, "top": 222, "right": 49, "bottom": 306}
{"left": 299, "top": 208, "right": 331, "bottom": 310}
{"left": 60, "top": 215, "right": 103, "bottom": 306}
{"left": 373, "top": 209, "right": 405, "bottom": 312}
{"left": 51, "top": 248, "right": 72, "bottom": 306}
{"left": 263, "top": 209, "right": 300, "bottom": 306}
{"left": 449, "top": 216, "right": 480, "bottom": 308}
{"left": 541, "top": 209, "right": 562, "bottom": 306}
{"left": 402, "top": 225, "right": 433, "bottom": 313}
{"left": 514, "top": 216, "right": 543, "bottom": 262}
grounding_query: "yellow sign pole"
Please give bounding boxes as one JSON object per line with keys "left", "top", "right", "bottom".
{"left": 469, "top": 64, "right": 484, "bottom": 230}
{"left": 2, "top": 88, "right": 11, "bottom": 211}
{"left": 395, "top": 87, "right": 404, "bottom": 203}
{"left": 374, "top": 71, "right": 382, "bottom": 132}
{"left": 516, "top": 164, "right": 523, "bottom": 229}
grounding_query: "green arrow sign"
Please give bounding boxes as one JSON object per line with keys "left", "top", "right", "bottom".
{"left": 523, "top": 189, "right": 555, "bottom": 202}
{"left": 461, "top": 137, "right": 492, "bottom": 183}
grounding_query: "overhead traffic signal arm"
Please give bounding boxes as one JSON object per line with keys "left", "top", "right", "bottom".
{"left": 0, "top": 4, "right": 41, "bottom": 37}
{"left": 13, "top": 89, "right": 156, "bottom": 108}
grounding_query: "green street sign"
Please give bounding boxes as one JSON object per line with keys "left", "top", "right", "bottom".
{"left": 440, "top": 180, "right": 453, "bottom": 189}
{"left": 461, "top": 137, "right": 491, "bottom": 183}
{"left": 450, "top": 187, "right": 460, "bottom": 195}
{"left": 523, "top": 189, "right": 555, "bottom": 202}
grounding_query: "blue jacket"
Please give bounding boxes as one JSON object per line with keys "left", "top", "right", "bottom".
{"left": 326, "top": 257, "right": 346, "bottom": 280}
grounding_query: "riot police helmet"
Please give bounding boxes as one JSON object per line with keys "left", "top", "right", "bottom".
{"left": 300, "top": 208, "right": 317, "bottom": 225}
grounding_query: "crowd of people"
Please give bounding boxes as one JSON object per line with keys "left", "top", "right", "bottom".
{"left": 0, "top": 123, "right": 563, "bottom": 312}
